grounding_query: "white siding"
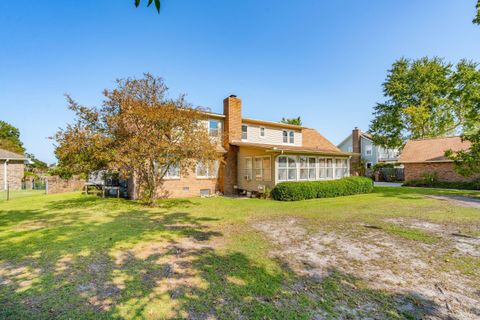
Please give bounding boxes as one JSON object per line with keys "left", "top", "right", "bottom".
{"left": 241, "top": 123, "right": 302, "bottom": 146}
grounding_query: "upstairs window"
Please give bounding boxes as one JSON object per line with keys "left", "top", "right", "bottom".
{"left": 289, "top": 131, "right": 294, "bottom": 144}
{"left": 241, "top": 124, "right": 248, "bottom": 140}
{"left": 283, "top": 130, "right": 288, "bottom": 143}
{"left": 208, "top": 120, "right": 221, "bottom": 138}
{"left": 365, "top": 145, "right": 372, "bottom": 156}
{"left": 260, "top": 127, "right": 265, "bottom": 138}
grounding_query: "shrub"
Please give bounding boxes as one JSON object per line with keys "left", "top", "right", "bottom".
{"left": 271, "top": 176, "right": 374, "bottom": 201}
{"left": 403, "top": 179, "right": 480, "bottom": 190}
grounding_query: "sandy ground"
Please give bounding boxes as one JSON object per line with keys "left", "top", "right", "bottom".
{"left": 255, "top": 217, "right": 480, "bottom": 319}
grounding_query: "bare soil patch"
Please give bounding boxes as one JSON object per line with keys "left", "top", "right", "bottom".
{"left": 255, "top": 218, "right": 480, "bottom": 320}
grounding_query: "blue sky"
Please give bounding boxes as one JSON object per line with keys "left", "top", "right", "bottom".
{"left": 1, "top": 0, "right": 479, "bottom": 163}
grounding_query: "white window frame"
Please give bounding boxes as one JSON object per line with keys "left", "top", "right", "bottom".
{"left": 241, "top": 124, "right": 248, "bottom": 140}
{"left": 208, "top": 119, "right": 221, "bottom": 139}
{"left": 365, "top": 144, "right": 372, "bottom": 156}
{"left": 289, "top": 131, "right": 294, "bottom": 144}
{"left": 299, "top": 156, "right": 309, "bottom": 181}
{"left": 260, "top": 127, "right": 265, "bottom": 138}
{"left": 277, "top": 155, "right": 297, "bottom": 182}
{"left": 325, "top": 158, "right": 334, "bottom": 180}
{"left": 164, "top": 163, "right": 180, "bottom": 179}
{"left": 282, "top": 130, "right": 295, "bottom": 144}
{"left": 244, "top": 157, "right": 253, "bottom": 180}
{"left": 196, "top": 160, "right": 219, "bottom": 179}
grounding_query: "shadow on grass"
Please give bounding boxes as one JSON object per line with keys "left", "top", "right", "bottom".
{"left": 0, "top": 195, "right": 458, "bottom": 319}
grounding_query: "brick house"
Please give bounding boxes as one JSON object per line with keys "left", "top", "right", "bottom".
{"left": 0, "top": 149, "right": 27, "bottom": 190}
{"left": 399, "top": 136, "right": 477, "bottom": 182}
{"left": 128, "top": 95, "right": 352, "bottom": 199}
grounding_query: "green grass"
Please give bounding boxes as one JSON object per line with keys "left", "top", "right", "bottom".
{"left": 0, "top": 189, "right": 46, "bottom": 201}
{"left": 0, "top": 186, "right": 478, "bottom": 319}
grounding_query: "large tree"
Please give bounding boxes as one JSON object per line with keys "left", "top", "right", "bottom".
{"left": 54, "top": 74, "right": 219, "bottom": 204}
{"left": 0, "top": 120, "right": 25, "bottom": 154}
{"left": 474, "top": 0, "right": 480, "bottom": 25}
{"left": 369, "top": 57, "right": 480, "bottom": 149}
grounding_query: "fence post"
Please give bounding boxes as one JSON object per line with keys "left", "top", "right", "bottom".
{"left": 6, "top": 183, "right": 9, "bottom": 201}
{"left": 45, "top": 178, "right": 48, "bottom": 195}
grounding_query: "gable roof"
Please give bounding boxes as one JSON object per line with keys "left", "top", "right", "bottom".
{"left": 398, "top": 136, "right": 471, "bottom": 163}
{"left": 0, "top": 149, "right": 26, "bottom": 160}
{"left": 301, "top": 128, "right": 343, "bottom": 153}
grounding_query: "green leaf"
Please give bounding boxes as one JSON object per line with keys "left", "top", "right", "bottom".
{"left": 147, "top": 0, "right": 153, "bottom": 6}
{"left": 135, "top": 0, "right": 141, "bottom": 8}
{"left": 154, "top": 0, "right": 161, "bottom": 13}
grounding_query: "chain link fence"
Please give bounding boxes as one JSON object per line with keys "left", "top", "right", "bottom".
{"left": 0, "top": 179, "right": 47, "bottom": 201}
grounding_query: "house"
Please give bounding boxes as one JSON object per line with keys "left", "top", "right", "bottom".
{"left": 399, "top": 136, "right": 477, "bottom": 182}
{"left": 129, "top": 95, "right": 352, "bottom": 198}
{"left": 337, "top": 127, "right": 400, "bottom": 172}
{"left": 0, "top": 149, "right": 27, "bottom": 190}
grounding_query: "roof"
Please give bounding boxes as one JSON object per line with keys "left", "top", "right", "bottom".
{"left": 230, "top": 141, "right": 352, "bottom": 157}
{"left": 337, "top": 129, "right": 372, "bottom": 147}
{"left": 301, "top": 128, "right": 343, "bottom": 153}
{"left": 0, "top": 149, "right": 27, "bottom": 160}
{"left": 398, "top": 136, "right": 471, "bottom": 163}
{"left": 242, "top": 118, "right": 304, "bottom": 130}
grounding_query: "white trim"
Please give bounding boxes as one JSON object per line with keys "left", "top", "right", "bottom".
{"left": 241, "top": 124, "right": 248, "bottom": 141}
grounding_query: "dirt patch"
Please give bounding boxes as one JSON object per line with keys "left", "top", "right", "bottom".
{"left": 254, "top": 218, "right": 480, "bottom": 320}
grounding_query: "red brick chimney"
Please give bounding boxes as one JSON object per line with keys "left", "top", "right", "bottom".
{"left": 221, "top": 95, "right": 242, "bottom": 195}
{"left": 223, "top": 95, "right": 242, "bottom": 144}
{"left": 351, "top": 127, "right": 362, "bottom": 175}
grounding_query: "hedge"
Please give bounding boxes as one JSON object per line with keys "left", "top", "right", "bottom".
{"left": 271, "top": 176, "right": 374, "bottom": 201}
{"left": 403, "top": 179, "right": 480, "bottom": 191}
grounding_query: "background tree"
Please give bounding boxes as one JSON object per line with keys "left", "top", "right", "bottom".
{"left": 25, "top": 153, "right": 48, "bottom": 174}
{"left": 134, "top": 0, "right": 161, "bottom": 13}
{"left": 369, "top": 57, "right": 480, "bottom": 149}
{"left": 280, "top": 116, "right": 302, "bottom": 126}
{"left": 54, "top": 74, "right": 219, "bottom": 204}
{"left": 0, "top": 120, "right": 25, "bottom": 154}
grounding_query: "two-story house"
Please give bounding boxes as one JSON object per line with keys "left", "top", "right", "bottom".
{"left": 337, "top": 127, "right": 399, "bottom": 172}
{"left": 128, "top": 95, "right": 352, "bottom": 198}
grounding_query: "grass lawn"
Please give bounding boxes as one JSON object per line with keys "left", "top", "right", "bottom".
{"left": 0, "top": 189, "right": 46, "bottom": 202}
{"left": 0, "top": 187, "right": 479, "bottom": 319}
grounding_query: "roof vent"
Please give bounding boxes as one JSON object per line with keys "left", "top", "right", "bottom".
{"left": 229, "top": 94, "right": 237, "bottom": 98}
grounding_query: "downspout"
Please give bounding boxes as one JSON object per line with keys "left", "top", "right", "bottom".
{"left": 4, "top": 159, "right": 9, "bottom": 191}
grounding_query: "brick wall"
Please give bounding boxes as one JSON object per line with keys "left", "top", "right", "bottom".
{"left": 46, "top": 175, "right": 85, "bottom": 194}
{"left": 404, "top": 162, "right": 480, "bottom": 182}
{"left": 0, "top": 160, "right": 24, "bottom": 190}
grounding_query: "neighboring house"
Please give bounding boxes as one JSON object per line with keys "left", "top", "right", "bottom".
{"left": 337, "top": 127, "right": 400, "bottom": 172}
{"left": 399, "top": 136, "right": 477, "bottom": 182}
{"left": 129, "top": 95, "right": 351, "bottom": 198}
{"left": 0, "top": 149, "right": 27, "bottom": 190}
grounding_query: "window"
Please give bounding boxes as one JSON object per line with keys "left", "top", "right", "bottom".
{"left": 348, "top": 146, "right": 353, "bottom": 152}
{"left": 299, "top": 156, "right": 308, "bottom": 180}
{"left": 244, "top": 157, "right": 253, "bottom": 180}
{"left": 335, "top": 159, "right": 349, "bottom": 178}
{"left": 255, "top": 157, "right": 263, "bottom": 180}
{"left": 283, "top": 130, "right": 295, "bottom": 144}
{"left": 242, "top": 124, "right": 248, "bottom": 140}
{"left": 308, "top": 157, "right": 316, "bottom": 180}
{"left": 365, "top": 145, "right": 372, "bottom": 155}
{"left": 326, "top": 158, "right": 334, "bottom": 179}
{"left": 260, "top": 127, "right": 265, "bottom": 138}
{"left": 277, "top": 156, "right": 297, "bottom": 181}
{"left": 208, "top": 120, "right": 221, "bottom": 138}
{"left": 160, "top": 163, "right": 180, "bottom": 179}
{"left": 319, "top": 158, "right": 326, "bottom": 179}
{"left": 196, "top": 160, "right": 219, "bottom": 178}
{"left": 366, "top": 162, "right": 372, "bottom": 169}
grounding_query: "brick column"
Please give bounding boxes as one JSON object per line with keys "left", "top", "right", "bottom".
{"left": 222, "top": 95, "right": 242, "bottom": 194}
{"left": 350, "top": 127, "right": 362, "bottom": 175}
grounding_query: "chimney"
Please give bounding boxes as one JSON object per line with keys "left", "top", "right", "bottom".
{"left": 221, "top": 95, "right": 242, "bottom": 195}
{"left": 223, "top": 95, "right": 242, "bottom": 145}
{"left": 350, "top": 127, "right": 362, "bottom": 175}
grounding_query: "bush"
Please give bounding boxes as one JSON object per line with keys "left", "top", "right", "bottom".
{"left": 403, "top": 179, "right": 480, "bottom": 190}
{"left": 271, "top": 176, "right": 374, "bottom": 201}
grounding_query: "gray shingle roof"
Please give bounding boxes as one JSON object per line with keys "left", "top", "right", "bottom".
{"left": 0, "top": 148, "right": 26, "bottom": 160}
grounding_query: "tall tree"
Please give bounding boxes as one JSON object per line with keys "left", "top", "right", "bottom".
{"left": 474, "top": 0, "right": 480, "bottom": 25}
{"left": 280, "top": 116, "right": 302, "bottom": 126}
{"left": 369, "top": 57, "right": 480, "bottom": 149}
{"left": 54, "top": 74, "right": 218, "bottom": 204}
{"left": 134, "top": 0, "right": 161, "bottom": 13}
{"left": 0, "top": 120, "right": 25, "bottom": 154}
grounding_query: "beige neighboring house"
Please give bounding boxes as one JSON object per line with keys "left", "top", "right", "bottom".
{"left": 0, "top": 149, "right": 27, "bottom": 190}
{"left": 129, "top": 95, "right": 352, "bottom": 199}
{"left": 399, "top": 136, "right": 477, "bottom": 182}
